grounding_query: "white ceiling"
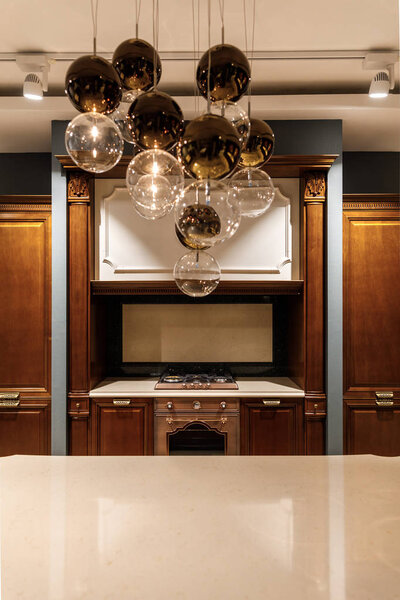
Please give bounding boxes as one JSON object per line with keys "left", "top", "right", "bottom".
{"left": 0, "top": 0, "right": 399, "bottom": 152}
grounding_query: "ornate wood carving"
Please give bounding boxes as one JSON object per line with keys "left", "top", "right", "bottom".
{"left": 304, "top": 171, "right": 326, "bottom": 202}
{"left": 68, "top": 172, "right": 91, "bottom": 202}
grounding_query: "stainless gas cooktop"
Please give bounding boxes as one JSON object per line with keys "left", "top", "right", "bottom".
{"left": 155, "top": 367, "right": 238, "bottom": 390}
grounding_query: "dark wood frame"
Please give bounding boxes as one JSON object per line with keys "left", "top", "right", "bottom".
{"left": 59, "top": 154, "right": 337, "bottom": 455}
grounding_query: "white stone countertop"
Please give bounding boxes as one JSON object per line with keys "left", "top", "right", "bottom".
{"left": 2, "top": 454, "right": 400, "bottom": 599}
{"left": 90, "top": 376, "right": 304, "bottom": 397}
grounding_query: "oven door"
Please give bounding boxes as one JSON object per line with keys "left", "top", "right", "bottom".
{"left": 154, "top": 398, "right": 240, "bottom": 455}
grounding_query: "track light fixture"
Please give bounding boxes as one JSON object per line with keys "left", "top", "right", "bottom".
{"left": 16, "top": 53, "right": 51, "bottom": 101}
{"left": 363, "top": 52, "right": 396, "bottom": 99}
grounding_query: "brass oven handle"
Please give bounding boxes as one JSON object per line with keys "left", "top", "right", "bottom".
{"left": 375, "top": 392, "right": 394, "bottom": 407}
{"left": 0, "top": 393, "right": 20, "bottom": 407}
{"left": 113, "top": 399, "right": 131, "bottom": 406}
{"left": 262, "top": 399, "right": 280, "bottom": 406}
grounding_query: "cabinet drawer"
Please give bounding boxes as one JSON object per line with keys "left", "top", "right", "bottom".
{"left": 91, "top": 398, "right": 153, "bottom": 456}
{"left": 241, "top": 398, "right": 303, "bottom": 455}
{"left": 344, "top": 399, "right": 400, "bottom": 456}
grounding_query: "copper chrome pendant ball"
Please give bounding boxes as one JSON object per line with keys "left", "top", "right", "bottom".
{"left": 65, "top": 55, "right": 122, "bottom": 114}
{"left": 179, "top": 114, "right": 241, "bottom": 180}
{"left": 112, "top": 38, "right": 161, "bottom": 93}
{"left": 128, "top": 90, "right": 184, "bottom": 151}
{"left": 177, "top": 204, "right": 221, "bottom": 247}
{"left": 239, "top": 119, "right": 275, "bottom": 168}
{"left": 196, "top": 44, "right": 250, "bottom": 103}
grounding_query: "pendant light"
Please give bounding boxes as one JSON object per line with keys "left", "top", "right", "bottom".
{"left": 65, "top": 0, "right": 123, "bottom": 173}
{"left": 174, "top": 250, "right": 221, "bottom": 298}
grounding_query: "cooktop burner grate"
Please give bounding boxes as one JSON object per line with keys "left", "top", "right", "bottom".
{"left": 155, "top": 366, "right": 238, "bottom": 390}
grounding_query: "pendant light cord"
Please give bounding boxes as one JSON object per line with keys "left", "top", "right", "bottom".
{"left": 244, "top": 0, "right": 256, "bottom": 119}
{"left": 192, "top": 0, "right": 199, "bottom": 116}
{"left": 207, "top": 0, "right": 211, "bottom": 113}
{"left": 218, "top": 0, "right": 225, "bottom": 44}
{"left": 152, "top": 0, "right": 159, "bottom": 90}
{"left": 91, "top": 0, "right": 99, "bottom": 55}
{"left": 135, "top": 0, "right": 142, "bottom": 37}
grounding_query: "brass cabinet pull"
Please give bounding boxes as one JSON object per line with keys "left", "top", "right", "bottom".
{"left": 262, "top": 399, "right": 281, "bottom": 406}
{"left": 0, "top": 393, "right": 20, "bottom": 407}
{"left": 375, "top": 392, "right": 394, "bottom": 407}
{"left": 113, "top": 399, "right": 131, "bottom": 406}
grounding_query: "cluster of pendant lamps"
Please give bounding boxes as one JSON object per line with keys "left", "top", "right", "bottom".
{"left": 64, "top": 6, "right": 275, "bottom": 297}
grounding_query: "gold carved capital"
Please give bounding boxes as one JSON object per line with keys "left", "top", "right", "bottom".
{"left": 67, "top": 172, "right": 91, "bottom": 202}
{"left": 304, "top": 171, "right": 326, "bottom": 203}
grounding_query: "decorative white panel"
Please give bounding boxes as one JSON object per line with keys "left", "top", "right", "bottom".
{"left": 95, "top": 178, "right": 300, "bottom": 281}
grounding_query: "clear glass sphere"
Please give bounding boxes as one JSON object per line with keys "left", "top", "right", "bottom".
{"left": 65, "top": 112, "right": 123, "bottom": 173}
{"left": 209, "top": 101, "right": 250, "bottom": 149}
{"left": 111, "top": 101, "right": 134, "bottom": 143}
{"left": 173, "top": 250, "right": 221, "bottom": 297}
{"left": 175, "top": 179, "right": 240, "bottom": 247}
{"left": 228, "top": 167, "right": 275, "bottom": 218}
{"left": 126, "top": 149, "right": 184, "bottom": 220}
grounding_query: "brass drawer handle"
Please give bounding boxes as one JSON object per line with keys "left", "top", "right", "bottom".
{"left": 113, "top": 399, "right": 131, "bottom": 406}
{"left": 262, "top": 399, "right": 281, "bottom": 406}
{"left": 375, "top": 392, "right": 394, "bottom": 407}
{"left": 0, "top": 393, "right": 20, "bottom": 407}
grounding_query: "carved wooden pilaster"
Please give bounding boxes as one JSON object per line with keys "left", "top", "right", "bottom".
{"left": 303, "top": 171, "right": 327, "bottom": 454}
{"left": 67, "top": 171, "right": 93, "bottom": 397}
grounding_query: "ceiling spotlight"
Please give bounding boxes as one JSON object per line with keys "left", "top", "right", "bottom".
{"left": 23, "top": 73, "right": 43, "bottom": 100}
{"left": 16, "top": 53, "right": 51, "bottom": 101}
{"left": 369, "top": 71, "right": 390, "bottom": 98}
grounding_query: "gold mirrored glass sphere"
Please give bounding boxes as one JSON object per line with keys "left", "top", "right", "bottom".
{"left": 179, "top": 114, "right": 241, "bottom": 180}
{"left": 112, "top": 38, "right": 161, "bottom": 93}
{"left": 128, "top": 90, "right": 184, "bottom": 150}
{"left": 196, "top": 44, "right": 250, "bottom": 103}
{"left": 65, "top": 55, "right": 122, "bottom": 114}
{"left": 239, "top": 119, "right": 275, "bottom": 168}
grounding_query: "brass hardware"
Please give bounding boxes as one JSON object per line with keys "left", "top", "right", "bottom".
{"left": 76, "top": 403, "right": 80, "bottom": 409}
{"left": 0, "top": 392, "right": 20, "bottom": 407}
{"left": 113, "top": 399, "right": 131, "bottom": 406}
{"left": 262, "top": 399, "right": 280, "bottom": 406}
{"left": 166, "top": 416, "right": 227, "bottom": 431}
{"left": 220, "top": 401, "right": 227, "bottom": 409}
{"left": 192, "top": 401, "right": 201, "bottom": 410}
{"left": 375, "top": 392, "right": 394, "bottom": 407}
{"left": 166, "top": 401, "right": 173, "bottom": 410}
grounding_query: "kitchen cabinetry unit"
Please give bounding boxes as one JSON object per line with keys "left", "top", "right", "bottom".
{"left": 343, "top": 194, "right": 400, "bottom": 455}
{"left": 0, "top": 196, "right": 51, "bottom": 456}
{"left": 91, "top": 398, "right": 153, "bottom": 455}
{"left": 58, "top": 155, "right": 336, "bottom": 455}
{"left": 241, "top": 398, "right": 303, "bottom": 455}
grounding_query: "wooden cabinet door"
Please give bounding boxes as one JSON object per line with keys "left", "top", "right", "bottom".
{"left": 343, "top": 205, "right": 400, "bottom": 396}
{"left": 92, "top": 399, "right": 153, "bottom": 455}
{"left": 241, "top": 399, "right": 303, "bottom": 455}
{"left": 344, "top": 400, "right": 400, "bottom": 456}
{"left": 0, "top": 403, "right": 49, "bottom": 456}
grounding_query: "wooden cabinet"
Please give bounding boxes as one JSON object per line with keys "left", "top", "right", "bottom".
{"left": 91, "top": 398, "right": 153, "bottom": 455}
{"left": 0, "top": 197, "right": 51, "bottom": 455}
{"left": 344, "top": 400, "right": 400, "bottom": 456}
{"left": 343, "top": 195, "right": 400, "bottom": 455}
{"left": 241, "top": 398, "right": 303, "bottom": 455}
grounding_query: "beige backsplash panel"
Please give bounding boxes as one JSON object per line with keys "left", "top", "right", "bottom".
{"left": 123, "top": 304, "right": 273, "bottom": 363}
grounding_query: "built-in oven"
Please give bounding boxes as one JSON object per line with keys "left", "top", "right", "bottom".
{"left": 154, "top": 397, "right": 240, "bottom": 455}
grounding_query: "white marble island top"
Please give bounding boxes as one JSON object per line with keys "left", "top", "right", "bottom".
{"left": 2, "top": 455, "right": 400, "bottom": 599}
{"left": 90, "top": 376, "right": 304, "bottom": 397}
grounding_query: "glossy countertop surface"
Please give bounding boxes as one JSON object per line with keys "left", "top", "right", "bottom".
{"left": 90, "top": 376, "right": 304, "bottom": 397}
{"left": 2, "top": 455, "right": 400, "bottom": 599}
